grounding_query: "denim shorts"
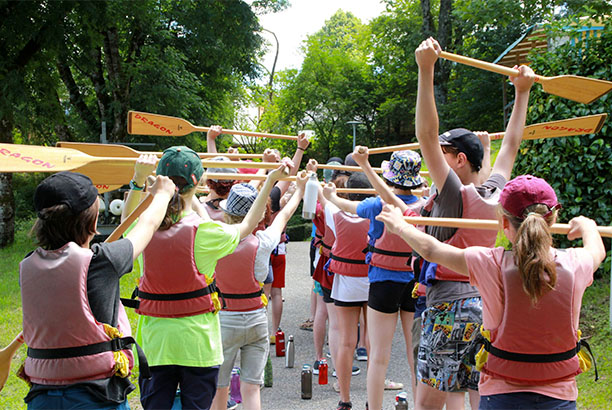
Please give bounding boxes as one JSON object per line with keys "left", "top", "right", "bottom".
{"left": 218, "top": 309, "right": 269, "bottom": 386}
{"left": 417, "top": 297, "right": 483, "bottom": 392}
{"left": 479, "top": 392, "right": 576, "bottom": 409}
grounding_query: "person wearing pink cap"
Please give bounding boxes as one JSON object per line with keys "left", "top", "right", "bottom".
{"left": 376, "top": 174, "right": 605, "bottom": 410}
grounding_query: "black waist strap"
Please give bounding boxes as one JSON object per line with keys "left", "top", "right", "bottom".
{"left": 367, "top": 244, "right": 413, "bottom": 258}
{"left": 220, "top": 289, "right": 263, "bottom": 299}
{"left": 484, "top": 339, "right": 580, "bottom": 363}
{"left": 28, "top": 336, "right": 151, "bottom": 379}
{"left": 330, "top": 253, "right": 366, "bottom": 265}
{"left": 321, "top": 242, "right": 332, "bottom": 250}
{"left": 136, "top": 281, "right": 218, "bottom": 301}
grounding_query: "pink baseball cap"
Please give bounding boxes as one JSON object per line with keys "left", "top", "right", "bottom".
{"left": 500, "top": 175, "right": 560, "bottom": 218}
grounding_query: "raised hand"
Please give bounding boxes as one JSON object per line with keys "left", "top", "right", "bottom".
{"left": 306, "top": 158, "right": 318, "bottom": 173}
{"left": 567, "top": 215, "right": 597, "bottom": 241}
{"left": 148, "top": 175, "right": 176, "bottom": 199}
{"left": 295, "top": 170, "right": 308, "bottom": 191}
{"left": 207, "top": 125, "right": 223, "bottom": 140}
{"left": 263, "top": 148, "right": 280, "bottom": 163}
{"left": 510, "top": 65, "right": 535, "bottom": 93}
{"left": 376, "top": 204, "right": 408, "bottom": 236}
{"left": 268, "top": 163, "right": 289, "bottom": 182}
{"left": 352, "top": 146, "right": 369, "bottom": 167}
{"left": 297, "top": 132, "right": 310, "bottom": 151}
{"left": 133, "top": 154, "right": 158, "bottom": 186}
{"left": 415, "top": 37, "right": 441, "bottom": 69}
{"left": 322, "top": 181, "right": 337, "bottom": 200}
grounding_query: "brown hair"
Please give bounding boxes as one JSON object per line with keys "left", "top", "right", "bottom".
{"left": 503, "top": 204, "right": 558, "bottom": 305}
{"left": 223, "top": 213, "right": 245, "bottom": 225}
{"left": 159, "top": 176, "right": 191, "bottom": 231}
{"left": 207, "top": 179, "right": 236, "bottom": 197}
{"left": 31, "top": 202, "right": 98, "bottom": 249}
{"left": 441, "top": 145, "right": 479, "bottom": 173}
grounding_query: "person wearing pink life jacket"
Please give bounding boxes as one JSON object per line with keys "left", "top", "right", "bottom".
{"left": 324, "top": 149, "right": 426, "bottom": 410}
{"left": 210, "top": 172, "right": 308, "bottom": 410}
{"left": 376, "top": 175, "right": 605, "bottom": 410}
{"left": 121, "top": 147, "right": 288, "bottom": 410}
{"left": 414, "top": 37, "right": 535, "bottom": 409}
{"left": 320, "top": 172, "right": 372, "bottom": 410}
{"left": 20, "top": 170, "right": 175, "bottom": 409}
{"left": 199, "top": 155, "right": 239, "bottom": 221}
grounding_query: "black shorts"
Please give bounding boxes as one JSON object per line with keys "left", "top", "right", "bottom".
{"left": 321, "top": 286, "right": 334, "bottom": 304}
{"left": 309, "top": 240, "right": 317, "bottom": 277}
{"left": 334, "top": 299, "right": 365, "bottom": 308}
{"left": 368, "top": 280, "right": 416, "bottom": 314}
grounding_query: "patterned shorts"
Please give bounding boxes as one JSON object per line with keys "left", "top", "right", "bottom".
{"left": 417, "top": 297, "right": 484, "bottom": 392}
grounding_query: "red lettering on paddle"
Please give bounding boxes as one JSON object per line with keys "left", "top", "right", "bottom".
{"left": 134, "top": 113, "right": 173, "bottom": 135}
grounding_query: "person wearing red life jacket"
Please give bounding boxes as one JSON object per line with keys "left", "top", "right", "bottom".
{"left": 324, "top": 149, "right": 426, "bottom": 410}
{"left": 122, "top": 147, "right": 287, "bottom": 410}
{"left": 376, "top": 175, "right": 605, "bottom": 410}
{"left": 413, "top": 37, "right": 536, "bottom": 409}
{"left": 210, "top": 172, "right": 307, "bottom": 410}
{"left": 20, "top": 170, "right": 175, "bottom": 409}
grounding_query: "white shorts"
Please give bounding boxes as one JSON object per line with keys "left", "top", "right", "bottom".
{"left": 331, "top": 274, "right": 369, "bottom": 303}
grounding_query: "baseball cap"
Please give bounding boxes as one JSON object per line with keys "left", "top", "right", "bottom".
{"left": 156, "top": 146, "right": 203, "bottom": 192}
{"left": 206, "top": 156, "right": 238, "bottom": 181}
{"left": 381, "top": 150, "right": 426, "bottom": 189}
{"left": 500, "top": 175, "right": 560, "bottom": 219}
{"left": 34, "top": 172, "right": 99, "bottom": 217}
{"left": 439, "top": 128, "right": 483, "bottom": 171}
{"left": 344, "top": 153, "right": 358, "bottom": 167}
{"left": 219, "top": 183, "right": 259, "bottom": 216}
{"left": 346, "top": 172, "right": 373, "bottom": 201}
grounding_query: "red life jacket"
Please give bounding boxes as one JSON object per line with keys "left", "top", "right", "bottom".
{"left": 138, "top": 213, "right": 217, "bottom": 318}
{"left": 20, "top": 243, "right": 134, "bottom": 385}
{"left": 328, "top": 212, "right": 369, "bottom": 277}
{"left": 370, "top": 198, "right": 426, "bottom": 271}
{"left": 313, "top": 202, "right": 326, "bottom": 248}
{"left": 215, "top": 234, "right": 264, "bottom": 312}
{"left": 320, "top": 222, "right": 335, "bottom": 258}
{"left": 204, "top": 200, "right": 225, "bottom": 221}
{"left": 482, "top": 250, "right": 581, "bottom": 384}
{"left": 422, "top": 184, "right": 499, "bottom": 282}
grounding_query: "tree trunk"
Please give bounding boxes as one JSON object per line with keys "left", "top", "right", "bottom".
{"left": 0, "top": 118, "right": 15, "bottom": 248}
{"left": 435, "top": 0, "right": 453, "bottom": 110}
{"left": 420, "top": 0, "right": 436, "bottom": 39}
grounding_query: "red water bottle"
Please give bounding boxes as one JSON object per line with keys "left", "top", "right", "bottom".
{"left": 275, "top": 328, "right": 285, "bottom": 357}
{"left": 318, "top": 358, "right": 328, "bottom": 385}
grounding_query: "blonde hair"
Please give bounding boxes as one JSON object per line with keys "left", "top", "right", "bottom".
{"left": 223, "top": 213, "right": 245, "bottom": 225}
{"left": 503, "top": 204, "right": 558, "bottom": 305}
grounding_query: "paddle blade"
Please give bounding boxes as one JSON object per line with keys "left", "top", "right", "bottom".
{"left": 95, "top": 184, "right": 124, "bottom": 193}
{"left": 538, "top": 75, "right": 612, "bottom": 104}
{"left": 57, "top": 142, "right": 141, "bottom": 158}
{"left": 522, "top": 113, "right": 607, "bottom": 140}
{"left": 75, "top": 162, "right": 135, "bottom": 186}
{"left": 0, "top": 143, "right": 89, "bottom": 172}
{"left": 127, "top": 111, "right": 196, "bottom": 137}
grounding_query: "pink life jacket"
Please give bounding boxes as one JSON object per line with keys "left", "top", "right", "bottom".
{"left": 422, "top": 184, "right": 499, "bottom": 282}
{"left": 20, "top": 242, "right": 134, "bottom": 385}
{"left": 138, "top": 213, "right": 217, "bottom": 318}
{"left": 215, "top": 234, "right": 264, "bottom": 312}
{"left": 320, "top": 222, "right": 335, "bottom": 258}
{"left": 328, "top": 212, "right": 370, "bottom": 277}
{"left": 481, "top": 250, "right": 581, "bottom": 384}
{"left": 370, "top": 198, "right": 426, "bottom": 272}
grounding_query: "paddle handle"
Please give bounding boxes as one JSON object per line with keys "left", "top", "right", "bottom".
{"left": 105, "top": 193, "right": 153, "bottom": 243}
{"left": 193, "top": 126, "right": 298, "bottom": 141}
{"left": 368, "top": 143, "right": 420, "bottom": 155}
{"left": 439, "top": 51, "right": 521, "bottom": 78}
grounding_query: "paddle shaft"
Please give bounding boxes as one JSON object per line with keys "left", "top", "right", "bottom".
{"left": 104, "top": 193, "right": 153, "bottom": 243}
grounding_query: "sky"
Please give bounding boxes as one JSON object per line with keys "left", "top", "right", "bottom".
{"left": 257, "top": 0, "right": 387, "bottom": 73}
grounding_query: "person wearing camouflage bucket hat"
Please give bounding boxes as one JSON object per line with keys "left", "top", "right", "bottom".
{"left": 156, "top": 146, "right": 204, "bottom": 192}
{"left": 219, "top": 183, "right": 259, "bottom": 217}
{"left": 381, "top": 150, "right": 426, "bottom": 189}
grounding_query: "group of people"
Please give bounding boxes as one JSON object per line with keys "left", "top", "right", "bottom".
{"left": 16, "top": 37, "right": 604, "bottom": 410}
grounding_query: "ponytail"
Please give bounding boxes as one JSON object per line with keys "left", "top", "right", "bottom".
{"left": 158, "top": 176, "right": 191, "bottom": 231}
{"left": 505, "top": 204, "right": 557, "bottom": 305}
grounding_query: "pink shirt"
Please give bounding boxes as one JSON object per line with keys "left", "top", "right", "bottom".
{"left": 464, "top": 246, "right": 594, "bottom": 401}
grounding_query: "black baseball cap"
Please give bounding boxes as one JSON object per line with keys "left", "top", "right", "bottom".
{"left": 438, "top": 128, "right": 483, "bottom": 171}
{"left": 34, "top": 172, "right": 98, "bottom": 216}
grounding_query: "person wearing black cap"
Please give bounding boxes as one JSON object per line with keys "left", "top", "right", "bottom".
{"left": 19, "top": 171, "right": 175, "bottom": 409}
{"left": 413, "top": 37, "right": 535, "bottom": 409}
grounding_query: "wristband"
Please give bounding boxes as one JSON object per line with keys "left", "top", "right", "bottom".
{"left": 297, "top": 147, "right": 305, "bottom": 151}
{"left": 129, "top": 179, "right": 144, "bottom": 191}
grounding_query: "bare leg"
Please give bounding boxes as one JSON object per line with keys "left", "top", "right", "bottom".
{"left": 313, "top": 294, "right": 328, "bottom": 360}
{"left": 366, "top": 307, "right": 398, "bottom": 410}
{"left": 357, "top": 309, "right": 366, "bottom": 350}
{"left": 445, "top": 392, "right": 466, "bottom": 410}
{"left": 240, "top": 382, "right": 262, "bottom": 410}
{"left": 309, "top": 285, "right": 317, "bottom": 321}
{"left": 326, "top": 302, "right": 340, "bottom": 370}
{"left": 468, "top": 388, "right": 480, "bottom": 410}
{"left": 399, "top": 310, "right": 415, "bottom": 391}
{"left": 415, "top": 382, "right": 447, "bottom": 410}
{"left": 270, "top": 287, "right": 283, "bottom": 331}
{"left": 210, "top": 386, "right": 229, "bottom": 410}
{"left": 335, "top": 305, "right": 362, "bottom": 403}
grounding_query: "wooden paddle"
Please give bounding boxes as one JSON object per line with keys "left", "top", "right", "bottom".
{"left": 368, "top": 114, "right": 607, "bottom": 154}
{"left": 128, "top": 111, "right": 299, "bottom": 140}
{"left": 404, "top": 216, "right": 612, "bottom": 238}
{"left": 439, "top": 51, "right": 612, "bottom": 104}
{"left": 196, "top": 183, "right": 424, "bottom": 197}
{"left": 56, "top": 142, "right": 264, "bottom": 159}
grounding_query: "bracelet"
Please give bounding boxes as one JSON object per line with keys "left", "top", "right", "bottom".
{"left": 297, "top": 147, "right": 305, "bottom": 151}
{"left": 129, "top": 179, "right": 144, "bottom": 191}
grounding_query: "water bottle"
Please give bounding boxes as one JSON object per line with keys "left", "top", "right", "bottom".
{"left": 264, "top": 353, "right": 273, "bottom": 387}
{"left": 302, "top": 172, "right": 319, "bottom": 219}
{"left": 394, "top": 391, "right": 409, "bottom": 410}
{"left": 285, "top": 335, "right": 295, "bottom": 368}
{"left": 230, "top": 367, "right": 242, "bottom": 403}
{"left": 275, "top": 328, "right": 286, "bottom": 357}
{"left": 318, "top": 358, "right": 328, "bottom": 385}
{"left": 301, "top": 364, "right": 312, "bottom": 399}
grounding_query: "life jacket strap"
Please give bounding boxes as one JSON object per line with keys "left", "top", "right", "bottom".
{"left": 330, "top": 253, "right": 366, "bottom": 265}
{"left": 484, "top": 339, "right": 581, "bottom": 363}
{"left": 366, "top": 244, "right": 413, "bottom": 258}
{"left": 220, "top": 289, "right": 264, "bottom": 299}
{"left": 135, "top": 281, "right": 218, "bottom": 301}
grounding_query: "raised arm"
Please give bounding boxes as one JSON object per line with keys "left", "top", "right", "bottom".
{"left": 476, "top": 132, "right": 492, "bottom": 184}
{"left": 322, "top": 182, "right": 359, "bottom": 214}
{"left": 275, "top": 132, "right": 309, "bottom": 194}
{"left": 567, "top": 216, "right": 606, "bottom": 270}
{"left": 352, "top": 146, "right": 409, "bottom": 213}
{"left": 270, "top": 171, "right": 308, "bottom": 232}
{"left": 415, "top": 37, "right": 450, "bottom": 192}
{"left": 206, "top": 125, "right": 222, "bottom": 154}
{"left": 491, "top": 65, "right": 535, "bottom": 180}
{"left": 237, "top": 164, "right": 288, "bottom": 239}
{"left": 377, "top": 204, "right": 468, "bottom": 274}
{"left": 122, "top": 154, "right": 158, "bottom": 221}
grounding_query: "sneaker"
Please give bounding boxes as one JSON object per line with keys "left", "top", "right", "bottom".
{"left": 355, "top": 347, "right": 368, "bottom": 361}
{"left": 332, "top": 380, "right": 340, "bottom": 392}
{"left": 227, "top": 399, "right": 238, "bottom": 410}
{"left": 332, "top": 366, "right": 360, "bottom": 377}
{"left": 269, "top": 335, "right": 275, "bottom": 345}
{"left": 299, "top": 318, "right": 314, "bottom": 331}
{"left": 336, "top": 400, "right": 352, "bottom": 410}
{"left": 384, "top": 378, "right": 404, "bottom": 390}
{"left": 313, "top": 360, "right": 321, "bottom": 375}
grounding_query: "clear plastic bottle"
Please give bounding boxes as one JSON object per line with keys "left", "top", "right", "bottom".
{"left": 301, "top": 364, "right": 312, "bottom": 399}
{"left": 302, "top": 172, "right": 319, "bottom": 219}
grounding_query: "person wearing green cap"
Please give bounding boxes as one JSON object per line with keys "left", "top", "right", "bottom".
{"left": 122, "top": 148, "right": 288, "bottom": 410}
